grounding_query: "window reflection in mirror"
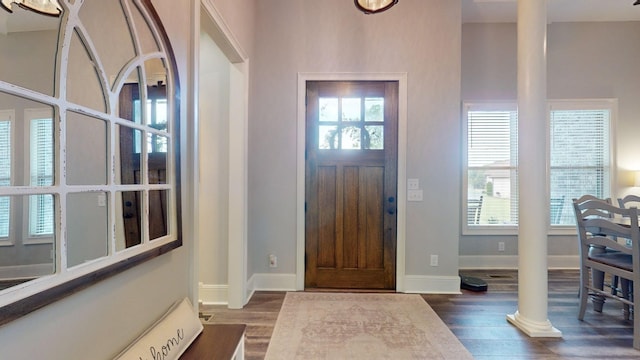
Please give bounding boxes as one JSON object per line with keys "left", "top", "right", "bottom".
{"left": 0, "top": 194, "right": 55, "bottom": 290}
{"left": 0, "top": 91, "right": 56, "bottom": 289}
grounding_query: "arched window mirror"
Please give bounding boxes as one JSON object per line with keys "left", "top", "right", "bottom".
{"left": 0, "top": 0, "right": 181, "bottom": 325}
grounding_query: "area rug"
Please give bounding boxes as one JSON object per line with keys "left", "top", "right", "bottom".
{"left": 264, "top": 292, "right": 473, "bottom": 359}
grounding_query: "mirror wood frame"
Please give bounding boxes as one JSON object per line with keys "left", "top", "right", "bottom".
{"left": 0, "top": 0, "right": 182, "bottom": 326}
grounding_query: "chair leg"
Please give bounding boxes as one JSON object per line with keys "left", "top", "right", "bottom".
{"left": 591, "top": 269, "right": 605, "bottom": 312}
{"left": 611, "top": 275, "right": 620, "bottom": 296}
{"left": 578, "top": 268, "right": 590, "bottom": 320}
{"left": 621, "top": 279, "right": 631, "bottom": 320}
{"left": 633, "top": 280, "right": 639, "bottom": 349}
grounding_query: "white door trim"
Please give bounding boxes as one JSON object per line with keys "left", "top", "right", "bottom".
{"left": 199, "top": 0, "right": 249, "bottom": 309}
{"left": 296, "top": 72, "right": 408, "bottom": 291}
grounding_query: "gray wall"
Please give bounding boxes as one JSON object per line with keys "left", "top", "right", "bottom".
{"left": 461, "top": 21, "right": 640, "bottom": 259}
{"left": 248, "top": 0, "right": 463, "bottom": 279}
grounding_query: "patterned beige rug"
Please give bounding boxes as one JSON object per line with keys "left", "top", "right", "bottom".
{"left": 264, "top": 292, "right": 473, "bottom": 359}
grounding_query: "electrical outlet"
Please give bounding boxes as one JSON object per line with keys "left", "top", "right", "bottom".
{"left": 498, "top": 242, "right": 505, "bottom": 252}
{"left": 407, "top": 189, "right": 423, "bottom": 202}
{"left": 430, "top": 255, "right": 439, "bottom": 266}
{"left": 408, "top": 178, "right": 420, "bottom": 190}
{"left": 269, "top": 254, "right": 277, "bottom": 268}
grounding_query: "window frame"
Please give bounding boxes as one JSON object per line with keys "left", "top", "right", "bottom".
{"left": 0, "top": 109, "right": 14, "bottom": 245}
{"left": 22, "top": 108, "right": 54, "bottom": 245}
{"left": 461, "top": 99, "right": 616, "bottom": 236}
{"left": 547, "top": 99, "right": 616, "bottom": 235}
{"left": 462, "top": 102, "right": 519, "bottom": 235}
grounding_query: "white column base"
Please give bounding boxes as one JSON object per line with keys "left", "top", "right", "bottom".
{"left": 506, "top": 311, "right": 562, "bottom": 338}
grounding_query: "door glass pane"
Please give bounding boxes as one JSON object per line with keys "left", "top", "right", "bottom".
{"left": 319, "top": 125, "right": 338, "bottom": 149}
{"left": 364, "top": 97, "right": 384, "bottom": 122}
{"left": 364, "top": 125, "right": 384, "bottom": 150}
{"left": 341, "top": 126, "right": 361, "bottom": 150}
{"left": 319, "top": 98, "right": 338, "bottom": 122}
{"left": 342, "top": 98, "right": 361, "bottom": 122}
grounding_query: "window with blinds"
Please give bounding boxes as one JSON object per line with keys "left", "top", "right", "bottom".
{"left": 549, "top": 103, "right": 611, "bottom": 226}
{"left": 0, "top": 115, "right": 11, "bottom": 239}
{"left": 464, "top": 103, "right": 518, "bottom": 230}
{"left": 29, "top": 116, "right": 54, "bottom": 237}
{"left": 462, "top": 100, "right": 613, "bottom": 233}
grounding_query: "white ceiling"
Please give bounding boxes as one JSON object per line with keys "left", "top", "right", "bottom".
{"left": 462, "top": 0, "right": 640, "bottom": 23}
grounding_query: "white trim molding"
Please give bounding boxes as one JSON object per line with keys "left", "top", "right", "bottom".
{"left": 248, "top": 273, "right": 297, "bottom": 293}
{"left": 403, "top": 275, "right": 462, "bottom": 294}
{"left": 198, "top": 282, "right": 229, "bottom": 305}
{"left": 459, "top": 255, "right": 579, "bottom": 270}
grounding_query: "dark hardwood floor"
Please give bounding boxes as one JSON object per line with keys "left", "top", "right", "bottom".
{"left": 200, "top": 270, "right": 639, "bottom": 359}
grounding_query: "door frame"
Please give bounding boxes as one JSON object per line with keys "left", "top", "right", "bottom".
{"left": 296, "top": 72, "right": 408, "bottom": 291}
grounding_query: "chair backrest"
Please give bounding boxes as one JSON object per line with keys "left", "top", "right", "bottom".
{"left": 573, "top": 195, "right": 612, "bottom": 220}
{"left": 573, "top": 198, "right": 640, "bottom": 259}
{"left": 618, "top": 194, "right": 640, "bottom": 210}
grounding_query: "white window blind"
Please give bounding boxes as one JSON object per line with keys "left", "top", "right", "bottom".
{"left": 29, "top": 117, "right": 54, "bottom": 237}
{"left": 465, "top": 104, "right": 518, "bottom": 228}
{"left": 550, "top": 105, "right": 611, "bottom": 225}
{"left": 0, "top": 118, "right": 10, "bottom": 238}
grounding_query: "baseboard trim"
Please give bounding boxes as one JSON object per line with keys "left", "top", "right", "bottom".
{"left": 459, "top": 255, "right": 579, "bottom": 269}
{"left": 248, "top": 273, "right": 297, "bottom": 292}
{"left": 403, "top": 275, "right": 462, "bottom": 294}
{"left": 198, "top": 283, "right": 228, "bottom": 305}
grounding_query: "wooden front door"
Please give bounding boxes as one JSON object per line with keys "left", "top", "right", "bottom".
{"left": 305, "top": 81, "right": 398, "bottom": 290}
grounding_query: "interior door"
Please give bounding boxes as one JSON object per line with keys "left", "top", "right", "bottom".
{"left": 305, "top": 81, "right": 398, "bottom": 290}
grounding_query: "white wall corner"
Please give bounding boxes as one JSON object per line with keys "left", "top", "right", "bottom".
{"left": 402, "top": 275, "right": 462, "bottom": 294}
{"left": 459, "top": 255, "right": 579, "bottom": 269}
{"left": 198, "top": 282, "right": 229, "bottom": 305}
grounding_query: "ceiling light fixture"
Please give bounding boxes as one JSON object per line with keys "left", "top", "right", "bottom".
{"left": 355, "top": 0, "right": 398, "bottom": 14}
{"left": 0, "top": 0, "right": 62, "bottom": 17}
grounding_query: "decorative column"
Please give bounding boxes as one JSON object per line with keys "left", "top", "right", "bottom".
{"left": 506, "top": 0, "right": 562, "bottom": 338}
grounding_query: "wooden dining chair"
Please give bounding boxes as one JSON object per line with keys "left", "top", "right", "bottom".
{"left": 573, "top": 198, "right": 640, "bottom": 349}
{"left": 616, "top": 195, "right": 640, "bottom": 304}
{"left": 572, "top": 195, "right": 618, "bottom": 310}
